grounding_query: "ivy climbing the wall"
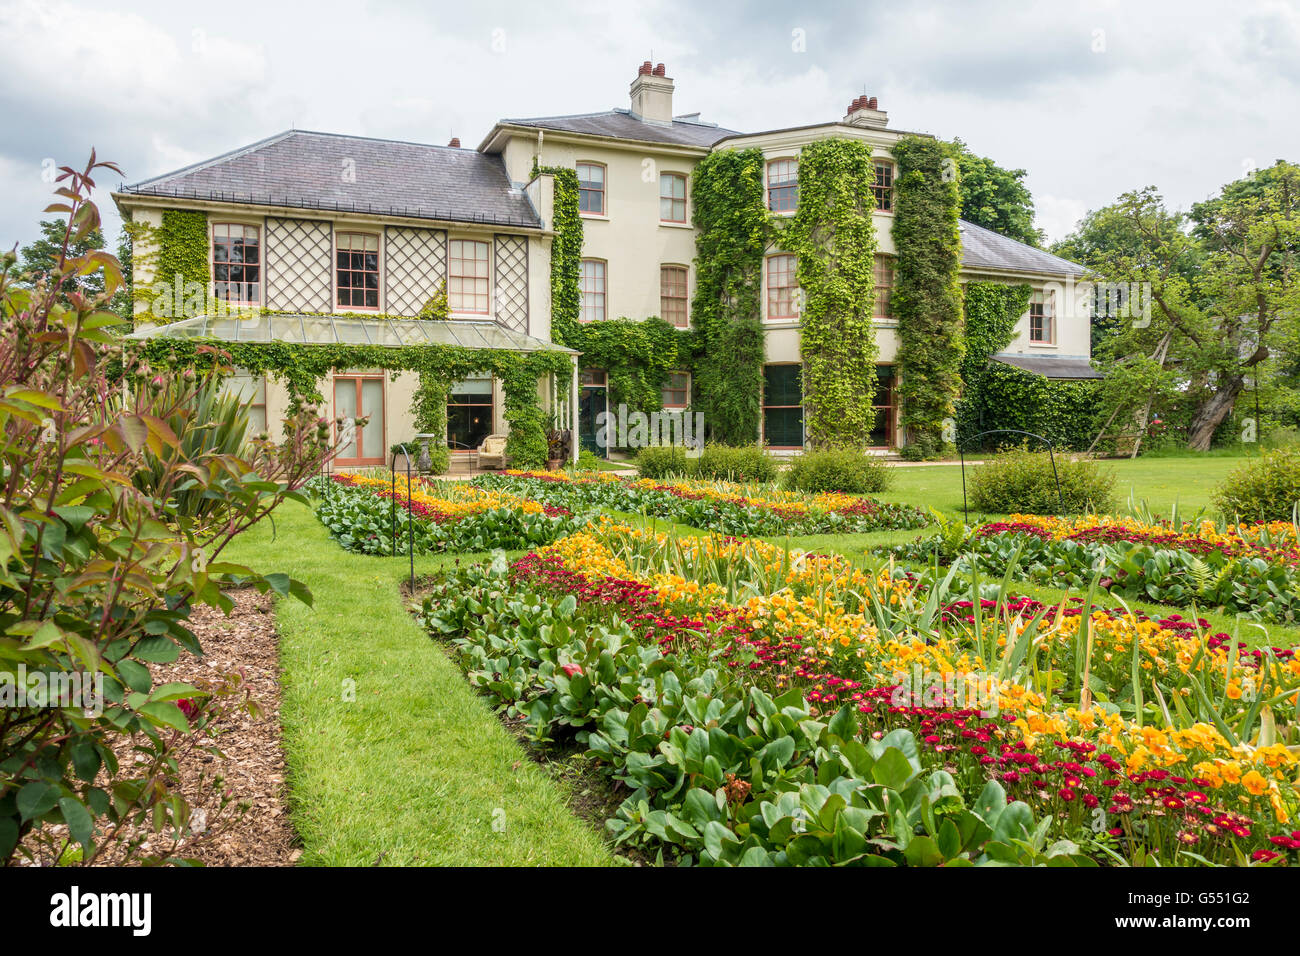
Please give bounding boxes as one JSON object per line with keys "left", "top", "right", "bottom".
{"left": 133, "top": 338, "right": 572, "bottom": 470}
{"left": 892, "top": 136, "right": 964, "bottom": 460}
{"left": 537, "top": 165, "right": 583, "bottom": 348}
{"left": 564, "top": 316, "right": 692, "bottom": 415}
{"left": 155, "top": 209, "right": 210, "bottom": 311}
{"left": 536, "top": 162, "right": 691, "bottom": 427}
{"left": 956, "top": 281, "right": 1032, "bottom": 441}
{"left": 965, "top": 362, "right": 1101, "bottom": 451}
{"left": 953, "top": 282, "right": 1099, "bottom": 450}
{"left": 690, "top": 148, "right": 768, "bottom": 444}
{"left": 782, "top": 138, "right": 879, "bottom": 448}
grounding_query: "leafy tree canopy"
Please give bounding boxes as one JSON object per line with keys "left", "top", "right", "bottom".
{"left": 948, "top": 138, "right": 1042, "bottom": 247}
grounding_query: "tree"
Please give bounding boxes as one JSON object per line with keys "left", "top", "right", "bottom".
{"left": 18, "top": 217, "right": 106, "bottom": 297}
{"left": 1075, "top": 164, "right": 1300, "bottom": 452}
{"left": 948, "top": 138, "right": 1042, "bottom": 247}
{"left": 1052, "top": 201, "right": 1205, "bottom": 354}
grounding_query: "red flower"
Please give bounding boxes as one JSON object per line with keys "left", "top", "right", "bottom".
{"left": 560, "top": 663, "right": 583, "bottom": 678}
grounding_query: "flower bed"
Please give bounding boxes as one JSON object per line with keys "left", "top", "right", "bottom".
{"left": 473, "top": 470, "right": 928, "bottom": 536}
{"left": 417, "top": 520, "right": 1300, "bottom": 866}
{"left": 309, "top": 473, "right": 588, "bottom": 554}
{"left": 886, "top": 513, "right": 1300, "bottom": 625}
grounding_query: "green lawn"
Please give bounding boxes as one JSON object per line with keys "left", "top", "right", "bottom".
{"left": 224, "top": 452, "right": 1288, "bottom": 865}
{"left": 226, "top": 500, "right": 610, "bottom": 867}
{"left": 876, "top": 452, "right": 1257, "bottom": 518}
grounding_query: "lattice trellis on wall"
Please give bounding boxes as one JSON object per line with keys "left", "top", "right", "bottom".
{"left": 265, "top": 218, "right": 333, "bottom": 313}
{"left": 494, "top": 234, "right": 529, "bottom": 333}
{"left": 384, "top": 226, "right": 447, "bottom": 316}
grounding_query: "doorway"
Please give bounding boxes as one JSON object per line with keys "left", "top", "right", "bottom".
{"left": 578, "top": 368, "right": 608, "bottom": 457}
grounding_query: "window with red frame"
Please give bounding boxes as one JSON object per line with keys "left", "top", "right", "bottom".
{"left": 336, "top": 233, "right": 380, "bottom": 309}
{"left": 873, "top": 255, "right": 894, "bottom": 319}
{"left": 767, "top": 254, "right": 798, "bottom": 319}
{"left": 660, "top": 172, "right": 687, "bottom": 222}
{"left": 333, "top": 374, "right": 385, "bottom": 465}
{"left": 872, "top": 160, "right": 894, "bottom": 212}
{"left": 580, "top": 259, "right": 606, "bottom": 322}
{"left": 660, "top": 265, "right": 688, "bottom": 327}
{"left": 661, "top": 371, "right": 689, "bottom": 408}
{"left": 577, "top": 162, "right": 605, "bottom": 215}
{"left": 767, "top": 159, "right": 798, "bottom": 212}
{"left": 448, "top": 239, "right": 490, "bottom": 313}
{"left": 212, "top": 224, "right": 260, "bottom": 304}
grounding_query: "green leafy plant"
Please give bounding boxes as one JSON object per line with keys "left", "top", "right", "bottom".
{"left": 782, "top": 138, "right": 880, "bottom": 448}
{"left": 1214, "top": 446, "right": 1300, "bottom": 521}
{"left": 1, "top": 156, "right": 331, "bottom": 866}
{"left": 781, "top": 448, "right": 892, "bottom": 494}
{"left": 635, "top": 445, "right": 697, "bottom": 479}
{"left": 690, "top": 149, "right": 768, "bottom": 444}
{"left": 695, "top": 443, "right": 778, "bottom": 483}
{"left": 967, "top": 447, "right": 1116, "bottom": 514}
{"left": 133, "top": 375, "right": 259, "bottom": 520}
{"left": 892, "top": 136, "right": 964, "bottom": 459}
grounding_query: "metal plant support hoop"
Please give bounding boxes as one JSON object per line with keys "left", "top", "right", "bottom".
{"left": 959, "top": 429, "right": 1063, "bottom": 523}
{"left": 390, "top": 447, "right": 416, "bottom": 590}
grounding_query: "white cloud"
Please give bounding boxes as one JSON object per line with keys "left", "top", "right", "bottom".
{"left": 1, "top": 0, "right": 1297, "bottom": 252}
{"left": 1035, "top": 195, "right": 1090, "bottom": 246}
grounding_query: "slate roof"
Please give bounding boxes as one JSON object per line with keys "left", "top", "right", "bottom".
{"left": 960, "top": 220, "right": 1083, "bottom": 277}
{"left": 118, "top": 130, "right": 541, "bottom": 229}
{"left": 991, "top": 354, "right": 1103, "bottom": 379}
{"left": 498, "top": 110, "right": 740, "bottom": 148}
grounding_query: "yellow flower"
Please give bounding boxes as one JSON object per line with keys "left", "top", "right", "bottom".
{"left": 1242, "top": 770, "right": 1268, "bottom": 796}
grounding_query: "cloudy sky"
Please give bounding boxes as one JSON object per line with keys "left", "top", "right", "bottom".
{"left": 2, "top": 0, "right": 1297, "bottom": 252}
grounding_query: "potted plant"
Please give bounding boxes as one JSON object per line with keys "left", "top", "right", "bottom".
{"left": 546, "top": 428, "right": 571, "bottom": 470}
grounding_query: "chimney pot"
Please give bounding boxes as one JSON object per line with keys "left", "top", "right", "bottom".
{"left": 630, "top": 60, "right": 675, "bottom": 124}
{"left": 448, "top": 136, "right": 461, "bottom": 148}
{"left": 844, "top": 93, "right": 888, "bottom": 128}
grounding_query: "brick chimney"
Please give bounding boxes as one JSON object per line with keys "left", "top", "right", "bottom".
{"left": 843, "top": 94, "right": 888, "bottom": 129}
{"left": 630, "top": 61, "right": 674, "bottom": 125}
{"left": 448, "top": 136, "right": 461, "bottom": 148}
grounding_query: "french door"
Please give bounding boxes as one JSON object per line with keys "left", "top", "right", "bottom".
{"left": 334, "top": 374, "right": 386, "bottom": 466}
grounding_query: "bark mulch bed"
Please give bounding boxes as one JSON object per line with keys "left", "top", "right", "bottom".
{"left": 20, "top": 589, "right": 300, "bottom": 867}
{"left": 166, "top": 588, "right": 299, "bottom": 866}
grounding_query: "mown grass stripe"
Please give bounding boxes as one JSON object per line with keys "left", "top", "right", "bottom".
{"left": 228, "top": 500, "right": 610, "bottom": 866}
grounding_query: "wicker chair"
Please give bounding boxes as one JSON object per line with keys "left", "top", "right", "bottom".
{"left": 477, "top": 433, "right": 509, "bottom": 470}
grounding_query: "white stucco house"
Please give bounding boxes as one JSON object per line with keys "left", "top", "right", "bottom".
{"left": 113, "top": 62, "right": 1094, "bottom": 463}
